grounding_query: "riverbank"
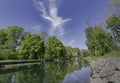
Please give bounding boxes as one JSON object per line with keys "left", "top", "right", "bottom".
{"left": 90, "top": 57, "right": 120, "bottom": 83}
{"left": 85, "top": 50, "right": 120, "bottom": 63}
{"left": 0, "top": 59, "right": 70, "bottom": 68}
{"left": 0, "top": 60, "right": 44, "bottom": 67}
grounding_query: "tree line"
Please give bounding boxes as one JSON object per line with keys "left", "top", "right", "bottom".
{"left": 0, "top": 26, "right": 81, "bottom": 60}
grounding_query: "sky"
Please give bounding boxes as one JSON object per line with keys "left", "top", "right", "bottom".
{"left": 0, "top": 0, "right": 111, "bottom": 49}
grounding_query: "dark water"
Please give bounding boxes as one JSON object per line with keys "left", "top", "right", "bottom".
{"left": 0, "top": 60, "right": 91, "bottom": 83}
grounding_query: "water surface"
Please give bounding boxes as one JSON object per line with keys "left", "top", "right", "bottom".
{"left": 0, "top": 60, "right": 91, "bottom": 83}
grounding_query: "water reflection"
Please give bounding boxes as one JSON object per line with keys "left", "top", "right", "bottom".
{"left": 62, "top": 67, "right": 91, "bottom": 83}
{"left": 11, "top": 75, "right": 15, "bottom": 83}
{"left": 0, "top": 59, "right": 91, "bottom": 83}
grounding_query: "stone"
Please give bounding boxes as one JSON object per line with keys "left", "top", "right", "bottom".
{"left": 90, "top": 57, "right": 120, "bottom": 83}
{"left": 111, "top": 71, "right": 120, "bottom": 83}
{"left": 116, "top": 63, "right": 120, "bottom": 70}
{"left": 90, "top": 61, "right": 102, "bottom": 75}
{"left": 100, "top": 63, "right": 115, "bottom": 78}
{"left": 92, "top": 74, "right": 100, "bottom": 78}
{"left": 90, "top": 78, "right": 106, "bottom": 83}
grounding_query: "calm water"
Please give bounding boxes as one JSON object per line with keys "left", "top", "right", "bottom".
{"left": 0, "top": 60, "right": 91, "bottom": 83}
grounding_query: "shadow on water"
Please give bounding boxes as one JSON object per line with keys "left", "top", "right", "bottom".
{"left": 0, "top": 59, "right": 91, "bottom": 83}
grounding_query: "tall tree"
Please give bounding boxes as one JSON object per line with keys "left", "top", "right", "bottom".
{"left": 21, "top": 32, "right": 31, "bottom": 42}
{"left": 45, "top": 36, "right": 66, "bottom": 60}
{"left": 65, "top": 46, "right": 74, "bottom": 59}
{"left": 85, "top": 27, "right": 113, "bottom": 56}
{"left": 0, "top": 29, "right": 17, "bottom": 60}
{"left": 5, "top": 26, "right": 24, "bottom": 49}
{"left": 106, "top": 15, "right": 120, "bottom": 46}
{"left": 0, "top": 29, "right": 7, "bottom": 44}
{"left": 18, "top": 34, "right": 45, "bottom": 59}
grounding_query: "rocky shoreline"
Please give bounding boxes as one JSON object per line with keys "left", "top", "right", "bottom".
{"left": 90, "top": 57, "right": 120, "bottom": 83}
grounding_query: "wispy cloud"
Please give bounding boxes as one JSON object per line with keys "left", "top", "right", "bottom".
{"left": 34, "top": 0, "right": 71, "bottom": 38}
{"left": 69, "top": 40, "right": 74, "bottom": 46}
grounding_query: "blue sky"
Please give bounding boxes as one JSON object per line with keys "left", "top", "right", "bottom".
{"left": 0, "top": 0, "right": 111, "bottom": 49}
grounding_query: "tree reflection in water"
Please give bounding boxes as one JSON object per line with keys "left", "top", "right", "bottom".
{"left": 0, "top": 59, "right": 91, "bottom": 83}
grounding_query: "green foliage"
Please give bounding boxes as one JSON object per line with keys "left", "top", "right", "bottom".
{"left": 65, "top": 46, "right": 74, "bottom": 59}
{"left": 104, "top": 49, "right": 120, "bottom": 57}
{"left": 21, "top": 32, "right": 31, "bottom": 40}
{"left": 18, "top": 34, "right": 45, "bottom": 59}
{"left": 72, "top": 48, "right": 81, "bottom": 57}
{"left": 6, "top": 26, "right": 24, "bottom": 46}
{"left": 106, "top": 15, "right": 120, "bottom": 46}
{"left": 0, "top": 47, "right": 17, "bottom": 60}
{"left": 81, "top": 50, "right": 91, "bottom": 57}
{"left": 0, "top": 26, "right": 67, "bottom": 60}
{"left": 85, "top": 27, "right": 113, "bottom": 56}
{"left": 65, "top": 46, "right": 81, "bottom": 59}
{"left": 45, "top": 36, "right": 66, "bottom": 60}
{"left": 0, "top": 29, "right": 7, "bottom": 44}
{"left": 0, "top": 28, "right": 18, "bottom": 60}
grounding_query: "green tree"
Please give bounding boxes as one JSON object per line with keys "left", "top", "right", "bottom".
{"left": 21, "top": 32, "right": 31, "bottom": 40}
{"left": 72, "top": 48, "right": 81, "bottom": 57}
{"left": 18, "top": 34, "right": 45, "bottom": 59}
{"left": 85, "top": 27, "right": 113, "bottom": 56}
{"left": 5, "top": 26, "right": 24, "bottom": 50}
{"left": 85, "top": 27, "right": 97, "bottom": 56}
{"left": 106, "top": 15, "right": 120, "bottom": 46}
{"left": 81, "top": 50, "right": 91, "bottom": 57}
{"left": 0, "top": 29, "right": 7, "bottom": 44}
{"left": 65, "top": 46, "right": 74, "bottom": 59}
{"left": 0, "top": 29, "right": 17, "bottom": 60}
{"left": 65, "top": 47, "right": 81, "bottom": 59}
{"left": 45, "top": 36, "right": 66, "bottom": 60}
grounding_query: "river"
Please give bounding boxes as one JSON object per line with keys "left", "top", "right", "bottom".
{"left": 0, "top": 59, "right": 91, "bottom": 83}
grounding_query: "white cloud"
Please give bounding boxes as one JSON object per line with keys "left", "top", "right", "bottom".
{"left": 69, "top": 40, "right": 74, "bottom": 46}
{"left": 34, "top": 0, "right": 71, "bottom": 38}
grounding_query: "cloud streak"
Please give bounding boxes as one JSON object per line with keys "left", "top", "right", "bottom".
{"left": 34, "top": 0, "right": 71, "bottom": 38}
{"left": 69, "top": 40, "right": 74, "bottom": 46}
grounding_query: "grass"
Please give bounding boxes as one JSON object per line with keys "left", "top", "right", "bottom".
{"left": 85, "top": 50, "right": 120, "bottom": 62}
{"left": 3, "top": 62, "right": 40, "bottom": 69}
{"left": 0, "top": 59, "right": 41, "bottom": 62}
{"left": 0, "top": 59, "right": 42, "bottom": 69}
{"left": 104, "top": 50, "right": 120, "bottom": 57}
{"left": 0, "top": 62, "right": 42, "bottom": 70}
{"left": 85, "top": 56, "right": 103, "bottom": 62}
